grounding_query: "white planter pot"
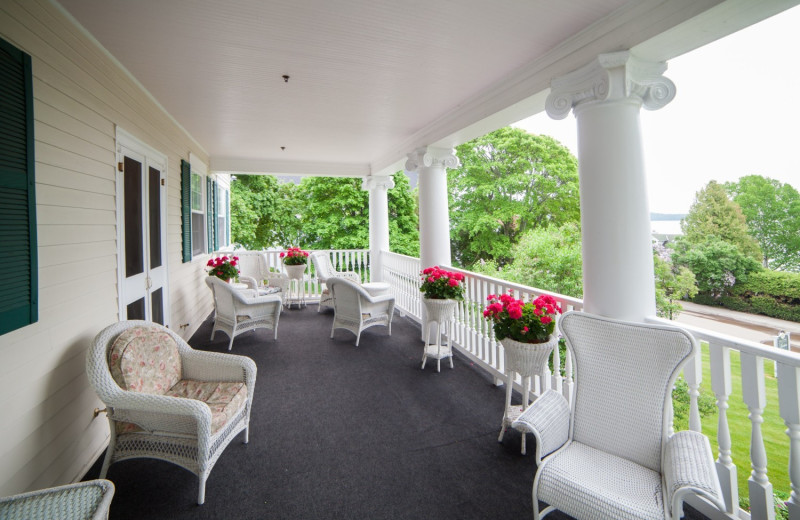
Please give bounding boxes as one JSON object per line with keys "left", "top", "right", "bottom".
{"left": 500, "top": 335, "right": 558, "bottom": 377}
{"left": 422, "top": 297, "right": 458, "bottom": 323}
{"left": 284, "top": 263, "right": 307, "bottom": 280}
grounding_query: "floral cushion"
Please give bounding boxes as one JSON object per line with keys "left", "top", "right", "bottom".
{"left": 166, "top": 380, "right": 248, "bottom": 434}
{"left": 108, "top": 326, "right": 182, "bottom": 394}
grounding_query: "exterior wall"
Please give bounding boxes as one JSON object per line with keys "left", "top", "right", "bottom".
{"left": 0, "top": 0, "right": 213, "bottom": 495}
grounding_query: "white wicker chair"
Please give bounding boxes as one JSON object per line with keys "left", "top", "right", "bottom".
{"left": 206, "top": 276, "right": 282, "bottom": 350}
{"left": 235, "top": 251, "right": 289, "bottom": 303}
{"left": 310, "top": 251, "right": 361, "bottom": 312}
{"left": 86, "top": 321, "right": 257, "bottom": 505}
{"left": 512, "top": 311, "right": 725, "bottom": 520}
{"left": 0, "top": 479, "right": 114, "bottom": 520}
{"left": 327, "top": 277, "right": 394, "bottom": 346}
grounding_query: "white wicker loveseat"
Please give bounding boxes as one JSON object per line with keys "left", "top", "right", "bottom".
{"left": 327, "top": 277, "right": 395, "bottom": 346}
{"left": 0, "top": 479, "right": 114, "bottom": 520}
{"left": 86, "top": 321, "right": 257, "bottom": 505}
{"left": 513, "top": 311, "right": 725, "bottom": 520}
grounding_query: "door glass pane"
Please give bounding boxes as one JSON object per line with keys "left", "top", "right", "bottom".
{"left": 127, "top": 297, "right": 145, "bottom": 320}
{"left": 124, "top": 156, "right": 144, "bottom": 277}
{"left": 149, "top": 166, "right": 162, "bottom": 269}
{"left": 151, "top": 287, "right": 164, "bottom": 325}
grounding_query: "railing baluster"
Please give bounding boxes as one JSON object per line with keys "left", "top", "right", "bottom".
{"left": 777, "top": 362, "right": 800, "bottom": 519}
{"left": 710, "top": 342, "right": 739, "bottom": 514}
{"left": 684, "top": 350, "right": 703, "bottom": 433}
{"left": 742, "top": 352, "right": 775, "bottom": 520}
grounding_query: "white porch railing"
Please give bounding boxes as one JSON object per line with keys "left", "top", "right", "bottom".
{"left": 382, "top": 250, "right": 799, "bottom": 520}
{"left": 216, "top": 249, "right": 371, "bottom": 301}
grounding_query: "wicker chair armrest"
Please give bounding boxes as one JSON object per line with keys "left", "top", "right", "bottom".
{"left": 232, "top": 288, "right": 283, "bottom": 306}
{"left": 334, "top": 271, "right": 361, "bottom": 283}
{"left": 512, "top": 389, "right": 570, "bottom": 463}
{"left": 110, "top": 392, "right": 213, "bottom": 434}
{"left": 181, "top": 349, "right": 257, "bottom": 385}
{"left": 364, "top": 293, "right": 395, "bottom": 305}
{"left": 238, "top": 275, "right": 259, "bottom": 290}
{"left": 663, "top": 430, "right": 725, "bottom": 519}
{"left": 0, "top": 479, "right": 115, "bottom": 520}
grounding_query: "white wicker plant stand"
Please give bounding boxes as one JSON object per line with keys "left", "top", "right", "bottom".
{"left": 284, "top": 263, "right": 307, "bottom": 308}
{"left": 421, "top": 298, "right": 458, "bottom": 372}
{"left": 497, "top": 335, "right": 558, "bottom": 454}
{"left": 0, "top": 479, "right": 114, "bottom": 520}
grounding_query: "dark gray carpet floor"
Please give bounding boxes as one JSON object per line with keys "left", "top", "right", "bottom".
{"left": 84, "top": 304, "right": 706, "bottom": 519}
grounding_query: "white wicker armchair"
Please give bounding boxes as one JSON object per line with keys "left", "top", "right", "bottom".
{"left": 86, "top": 321, "right": 257, "bottom": 505}
{"left": 512, "top": 311, "right": 725, "bottom": 520}
{"left": 206, "top": 276, "right": 282, "bottom": 350}
{"left": 310, "top": 252, "right": 361, "bottom": 312}
{"left": 235, "top": 251, "right": 289, "bottom": 302}
{"left": 327, "top": 277, "right": 394, "bottom": 346}
{"left": 0, "top": 479, "right": 114, "bottom": 520}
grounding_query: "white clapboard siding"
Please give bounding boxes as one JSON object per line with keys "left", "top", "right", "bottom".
{"left": 0, "top": 0, "right": 212, "bottom": 497}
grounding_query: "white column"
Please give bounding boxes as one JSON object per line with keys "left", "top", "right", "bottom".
{"left": 546, "top": 51, "right": 675, "bottom": 321}
{"left": 362, "top": 175, "right": 394, "bottom": 282}
{"left": 406, "top": 146, "right": 459, "bottom": 270}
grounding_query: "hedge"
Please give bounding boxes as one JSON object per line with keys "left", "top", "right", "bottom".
{"left": 691, "top": 269, "right": 800, "bottom": 322}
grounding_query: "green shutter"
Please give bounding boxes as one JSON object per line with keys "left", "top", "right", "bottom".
{"left": 206, "top": 177, "right": 215, "bottom": 253}
{"left": 0, "top": 37, "right": 37, "bottom": 335}
{"left": 213, "top": 182, "right": 220, "bottom": 250}
{"left": 181, "top": 159, "right": 191, "bottom": 262}
{"left": 225, "top": 189, "right": 230, "bottom": 247}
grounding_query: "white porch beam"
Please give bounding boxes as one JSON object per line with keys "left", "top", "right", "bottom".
{"left": 546, "top": 51, "right": 674, "bottom": 321}
{"left": 362, "top": 176, "right": 394, "bottom": 282}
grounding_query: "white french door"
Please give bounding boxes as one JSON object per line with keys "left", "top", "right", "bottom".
{"left": 116, "top": 128, "right": 169, "bottom": 326}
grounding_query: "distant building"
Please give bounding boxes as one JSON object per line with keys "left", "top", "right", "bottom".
{"left": 650, "top": 214, "right": 685, "bottom": 244}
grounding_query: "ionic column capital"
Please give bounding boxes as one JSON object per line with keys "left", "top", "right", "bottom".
{"left": 362, "top": 175, "right": 395, "bottom": 191}
{"left": 405, "top": 146, "right": 460, "bottom": 172}
{"left": 545, "top": 51, "right": 675, "bottom": 120}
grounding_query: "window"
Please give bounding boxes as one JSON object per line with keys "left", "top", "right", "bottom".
{"left": 191, "top": 171, "right": 205, "bottom": 256}
{"left": 216, "top": 185, "right": 229, "bottom": 247}
{"left": 0, "top": 37, "right": 37, "bottom": 335}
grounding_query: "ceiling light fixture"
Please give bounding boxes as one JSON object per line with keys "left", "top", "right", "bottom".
{"left": 281, "top": 146, "right": 286, "bottom": 151}
{"left": 282, "top": 75, "right": 289, "bottom": 83}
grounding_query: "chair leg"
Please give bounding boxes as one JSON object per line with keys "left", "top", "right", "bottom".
{"left": 355, "top": 329, "right": 361, "bottom": 347}
{"left": 198, "top": 475, "right": 207, "bottom": 505}
{"left": 521, "top": 433, "right": 526, "bottom": 455}
{"left": 498, "top": 423, "right": 506, "bottom": 442}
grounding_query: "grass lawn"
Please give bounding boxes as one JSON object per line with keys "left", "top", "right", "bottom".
{"left": 675, "top": 341, "right": 790, "bottom": 499}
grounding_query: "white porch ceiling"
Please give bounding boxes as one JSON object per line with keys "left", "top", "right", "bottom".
{"left": 55, "top": 0, "right": 794, "bottom": 176}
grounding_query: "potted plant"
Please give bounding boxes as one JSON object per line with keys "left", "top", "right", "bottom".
{"left": 206, "top": 255, "right": 239, "bottom": 282}
{"left": 419, "top": 266, "right": 465, "bottom": 321}
{"left": 280, "top": 247, "right": 309, "bottom": 280}
{"left": 483, "top": 292, "right": 563, "bottom": 375}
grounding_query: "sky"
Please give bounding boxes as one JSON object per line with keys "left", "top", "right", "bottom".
{"left": 513, "top": 5, "right": 800, "bottom": 216}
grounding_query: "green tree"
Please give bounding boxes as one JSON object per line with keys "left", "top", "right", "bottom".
{"left": 230, "top": 175, "right": 302, "bottom": 249}
{"left": 653, "top": 243, "right": 698, "bottom": 319}
{"left": 681, "top": 181, "right": 763, "bottom": 263}
{"left": 294, "top": 172, "right": 419, "bottom": 253}
{"left": 449, "top": 127, "right": 580, "bottom": 267}
{"left": 725, "top": 175, "right": 800, "bottom": 272}
{"left": 480, "top": 222, "right": 583, "bottom": 298}
{"left": 388, "top": 172, "right": 420, "bottom": 256}
{"left": 672, "top": 236, "right": 761, "bottom": 298}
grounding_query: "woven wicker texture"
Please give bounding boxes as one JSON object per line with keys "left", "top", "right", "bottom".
{"left": 512, "top": 389, "right": 570, "bottom": 462}
{"left": 206, "top": 276, "right": 282, "bottom": 350}
{"left": 422, "top": 298, "right": 457, "bottom": 323}
{"left": 562, "top": 312, "right": 692, "bottom": 472}
{"left": 86, "top": 321, "right": 257, "bottom": 504}
{"left": 527, "top": 312, "right": 723, "bottom": 520}
{"left": 0, "top": 479, "right": 114, "bottom": 520}
{"left": 537, "top": 441, "right": 664, "bottom": 520}
{"left": 328, "top": 277, "right": 394, "bottom": 346}
{"left": 663, "top": 430, "right": 725, "bottom": 512}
